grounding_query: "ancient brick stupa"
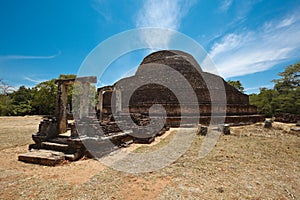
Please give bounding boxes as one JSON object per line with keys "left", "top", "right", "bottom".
{"left": 19, "top": 50, "right": 263, "bottom": 166}
{"left": 98, "top": 50, "right": 263, "bottom": 126}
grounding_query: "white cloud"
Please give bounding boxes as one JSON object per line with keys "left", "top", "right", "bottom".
{"left": 23, "top": 76, "right": 47, "bottom": 84}
{"left": 121, "top": 66, "right": 138, "bottom": 78}
{"left": 135, "top": 0, "right": 196, "bottom": 49}
{"left": 219, "top": 0, "right": 233, "bottom": 12}
{"left": 209, "top": 33, "right": 250, "bottom": 59}
{"left": 245, "top": 84, "right": 273, "bottom": 93}
{"left": 91, "top": 0, "right": 112, "bottom": 22}
{"left": 0, "top": 51, "right": 61, "bottom": 60}
{"left": 276, "top": 16, "right": 296, "bottom": 29}
{"left": 208, "top": 14, "right": 300, "bottom": 78}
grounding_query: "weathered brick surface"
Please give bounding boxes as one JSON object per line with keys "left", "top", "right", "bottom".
{"left": 100, "top": 50, "right": 262, "bottom": 125}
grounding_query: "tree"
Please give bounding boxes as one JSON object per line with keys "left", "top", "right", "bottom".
{"left": 31, "top": 74, "right": 77, "bottom": 115}
{"left": 9, "top": 86, "right": 34, "bottom": 116}
{"left": 0, "top": 79, "right": 14, "bottom": 115}
{"left": 31, "top": 79, "right": 57, "bottom": 115}
{"left": 249, "top": 88, "right": 279, "bottom": 117}
{"left": 227, "top": 80, "right": 245, "bottom": 93}
{"left": 0, "top": 79, "right": 14, "bottom": 95}
{"left": 273, "top": 62, "right": 300, "bottom": 94}
{"left": 0, "top": 74, "right": 80, "bottom": 116}
{"left": 250, "top": 62, "right": 300, "bottom": 116}
{"left": 272, "top": 62, "right": 300, "bottom": 114}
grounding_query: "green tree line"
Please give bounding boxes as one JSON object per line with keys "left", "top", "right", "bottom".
{"left": 0, "top": 74, "right": 75, "bottom": 116}
{"left": 228, "top": 62, "right": 299, "bottom": 117}
{"left": 249, "top": 62, "right": 300, "bottom": 117}
{"left": 0, "top": 62, "right": 299, "bottom": 117}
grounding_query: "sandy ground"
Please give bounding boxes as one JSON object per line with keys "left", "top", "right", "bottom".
{"left": 0, "top": 116, "right": 299, "bottom": 199}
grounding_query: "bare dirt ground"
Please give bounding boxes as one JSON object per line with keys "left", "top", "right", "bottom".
{"left": 0, "top": 116, "right": 299, "bottom": 199}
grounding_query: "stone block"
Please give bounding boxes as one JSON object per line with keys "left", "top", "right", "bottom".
{"left": 264, "top": 119, "right": 272, "bottom": 128}
{"left": 197, "top": 125, "right": 207, "bottom": 136}
{"left": 18, "top": 149, "right": 65, "bottom": 166}
{"left": 218, "top": 124, "right": 230, "bottom": 135}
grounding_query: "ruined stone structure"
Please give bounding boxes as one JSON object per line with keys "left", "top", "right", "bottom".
{"left": 19, "top": 77, "right": 99, "bottom": 165}
{"left": 98, "top": 50, "right": 263, "bottom": 126}
{"left": 18, "top": 76, "right": 168, "bottom": 166}
{"left": 19, "top": 50, "right": 263, "bottom": 166}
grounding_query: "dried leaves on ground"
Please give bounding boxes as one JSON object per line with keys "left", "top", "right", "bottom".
{"left": 0, "top": 116, "right": 299, "bottom": 199}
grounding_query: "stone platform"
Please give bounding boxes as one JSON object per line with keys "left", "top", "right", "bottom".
{"left": 18, "top": 117, "right": 169, "bottom": 166}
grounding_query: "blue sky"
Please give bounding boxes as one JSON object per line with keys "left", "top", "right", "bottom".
{"left": 0, "top": 0, "right": 299, "bottom": 94}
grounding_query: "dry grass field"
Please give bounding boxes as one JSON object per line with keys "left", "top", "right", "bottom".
{"left": 0, "top": 116, "right": 299, "bottom": 199}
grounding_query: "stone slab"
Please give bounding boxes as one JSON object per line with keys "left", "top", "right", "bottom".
{"left": 18, "top": 149, "right": 65, "bottom": 166}
{"left": 291, "top": 127, "right": 300, "bottom": 131}
{"left": 41, "top": 141, "right": 70, "bottom": 153}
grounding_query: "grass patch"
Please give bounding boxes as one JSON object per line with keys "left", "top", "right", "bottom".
{"left": 0, "top": 116, "right": 41, "bottom": 150}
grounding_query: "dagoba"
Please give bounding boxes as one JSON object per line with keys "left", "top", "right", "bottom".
{"left": 98, "top": 50, "right": 263, "bottom": 126}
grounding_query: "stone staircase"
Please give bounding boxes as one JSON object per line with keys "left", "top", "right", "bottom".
{"left": 18, "top": 116, "right": 170, "bottom": 166}
{"left": 18, "top": 134, "right": 85, "bottom": 166}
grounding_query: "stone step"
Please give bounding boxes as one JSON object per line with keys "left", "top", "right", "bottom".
{"left": 291, "top": 127, "right": 300, "bottom": 131}
{"left": 120, "top": 138, "right": 133, "bottom": 147}
{"left": 41, "top": 141, "right": 71, "bottom": 153}
{"left": 18, "top": 149, "right": 81, "bottom": 166}
{"left": 64, "top": 152, "right": 82, "bottom": 161}
{"left": 18, "top": 149, "right": 65, "bottom": 166}
{"left": 133, "top": 136, "right": 155, "bottom": 144}
{"left": 47, "top": 137, "right": 68, "bottom": 144}
{"left": 101, "top": 131, "right": 132, "bottom": 141}
{"left": 87, "top": 145, "right": 120, "bottom": 159}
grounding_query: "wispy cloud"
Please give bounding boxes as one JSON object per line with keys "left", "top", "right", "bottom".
{"left": 0, "top": 51, "right": 61, "bottom": 60}
{"left": 219, "top": 0, "right": 233, "bottom": 12}
{"left": 200, "top": 1, "right": 258, "bottom": 52}
{"left": 136, "top": 0, "right": 197, "bottom": 49}
{"left": 245, "top": 84, "right": 273, "bottom": 93}
{"left": 91, "top": 0, "right": 112, "bottom": 22}
{"left": 276, "top": 16, "right": 296, "bottom": 29}
{"left": 208, "top": 13, "right": 300, "bottom": 78}
{"left": 23, "top": 76, "right": 47, "bottom": 84}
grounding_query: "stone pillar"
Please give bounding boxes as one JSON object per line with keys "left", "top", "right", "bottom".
{"left": 115, "top": 89, "right": 122, "bottom": 113}
{"left": 56, "top": 83, "right": 68, "bottom": 134}
{"left": 80, "top": 82, "right": 90, "bottom": 119}
{"left": 98, "top": 90, "right": 103, "bottom": 120}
